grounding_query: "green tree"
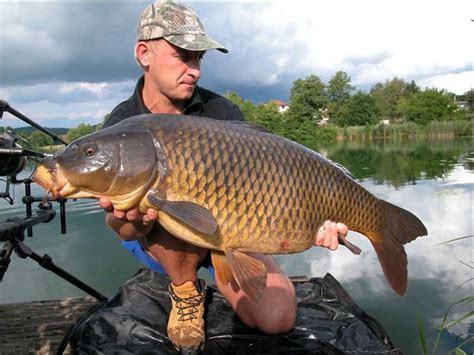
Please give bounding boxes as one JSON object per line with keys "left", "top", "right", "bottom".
{"left": 97, "top": 113, "right": 110, "bottom": 131}
{"left": 66, "top": 123, "right": 94, "bottom": 143}
{"left": 29, "top": 130, "right": 53, "bottom": 148}
{"left": 405, "top": 80, "right": 420, "bottom": 96}
{"left": 224, "top": 92, "right": 290, "bottom": 135}
{"left": 0, "top": 126, "right": 14, "bottom": 133}
{"left": 327, "top": 71, "right": 355, "bottom": 122}
{"left": 225, "top": 91, "right": 257, "bottom": 122}
{"left": 252, "top": 102, "right": 285, "bottom": 134}
{"left": 288, "top": 75, "right": 327, "bottom": 123}
{"left": 338, "top": 91, "right": 379, "bottom": 126}
{"left": 370, "top": 77, "right": 408, "bottom": 120}
{"left": 400, "top": 88, "right": 458, "bottom": 124}
{"left": 15, "top": 130, "right": 31, "bottom": 141}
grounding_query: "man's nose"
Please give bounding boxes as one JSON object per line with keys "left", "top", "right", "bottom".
{"left": 187, "top": 59, "right": 201, "bottom": 79}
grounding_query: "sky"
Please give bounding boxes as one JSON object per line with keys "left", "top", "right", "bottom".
{"left": 0, "top": 0, "right": 473, "bottom": 128}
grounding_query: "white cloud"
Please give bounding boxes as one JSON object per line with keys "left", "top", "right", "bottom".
{"left": 59, "top": 83, "right": 109, "bottom": 95}
{"left": 1, "top": 80, "right": 135, "bottom": 127}
{"left": 1, "top": 0, "right": 472, "bottom": 127}
{"left": 417, "top": 71, "right": 474, "bottom": 94}
{"left": 204, "top": 0, "right": 473, "bottom": 92}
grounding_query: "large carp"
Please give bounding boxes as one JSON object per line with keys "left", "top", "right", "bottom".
{"left": 34, "top": 114, "right": 427, "bottom": 300}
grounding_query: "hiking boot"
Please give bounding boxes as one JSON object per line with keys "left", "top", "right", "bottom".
{"left": 167, "top": 279, "right": 207, "bottom": 351}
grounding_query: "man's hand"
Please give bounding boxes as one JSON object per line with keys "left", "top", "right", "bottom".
{"left": 314, "top": 220, "right": 349, "bottom": 251}
{"left": 99, "top": 197, "right": 157, "bottom": 240}
{"left": 99, "top": 198, "right": 157, "bottom": 225}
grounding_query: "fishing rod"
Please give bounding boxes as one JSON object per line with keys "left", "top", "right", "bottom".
{"left": 0, "top": 100, "right": 107, "bottom": 301}
{"left": 0, "top": 99, "right": 67, "bottom": 145}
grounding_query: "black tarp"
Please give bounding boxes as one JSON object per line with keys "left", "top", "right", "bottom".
{"left": 65, "top": 269, "right": 403, "bottom": 354}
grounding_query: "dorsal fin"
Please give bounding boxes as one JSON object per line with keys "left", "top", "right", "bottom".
{"left": 228, "top": 121, "right": 271, "bottom": 133}
{"left": 315, "top": 151, "right": 356, "bottom": 180}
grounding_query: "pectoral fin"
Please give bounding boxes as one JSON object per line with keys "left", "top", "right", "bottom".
{"left": 224, "top": 250, "right": 267, "bottom": 302}
{"left": 148, "top": 193, "right": 217, "bottom": 235}
{"left": 211, "top": 250, "right": 235, "bottom": 286}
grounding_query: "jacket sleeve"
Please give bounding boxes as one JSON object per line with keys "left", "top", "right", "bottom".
{"left": 228, "top": 102, "right": 246, "bottom": 122}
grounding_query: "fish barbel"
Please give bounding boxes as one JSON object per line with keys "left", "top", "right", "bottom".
{"left": 33, "top": 114, "right": 427, "bottom": 300}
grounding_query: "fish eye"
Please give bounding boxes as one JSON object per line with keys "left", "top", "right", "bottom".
{"left": 83, "top": 144, "right": 97, "bottom": 157}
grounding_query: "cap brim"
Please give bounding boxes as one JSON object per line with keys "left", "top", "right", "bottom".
{"left": 163, "top": 34, "right": 228, "bottom": 53}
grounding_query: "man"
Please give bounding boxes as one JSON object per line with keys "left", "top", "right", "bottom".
{"left": 100, "top": 1, "right": 348, "bottom": 351}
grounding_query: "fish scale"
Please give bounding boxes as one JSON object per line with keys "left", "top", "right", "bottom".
{"left": 33, "top": 114, "right": 427, "bottom": 297}
{"left": 157, "top": 117, "right": 379, "bottom": 253}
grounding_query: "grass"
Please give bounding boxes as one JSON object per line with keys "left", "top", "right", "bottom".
{"left": 337, "top": 120, "right": 473, "bottom": 141}
{"left": 418, "top": 236, "right": 473, "bottom": 355}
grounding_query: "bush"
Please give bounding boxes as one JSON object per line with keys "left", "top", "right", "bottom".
{"left": 314, "top": 124, "right": 338, "bottom": 142}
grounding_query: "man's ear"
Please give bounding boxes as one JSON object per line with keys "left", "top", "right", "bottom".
{"left": 135, "top": 42, "right": 150, "bottom": 68}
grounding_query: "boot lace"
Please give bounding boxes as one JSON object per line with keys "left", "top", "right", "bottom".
{"left": 170, "top": 287, "right": 205, "bottom": 322}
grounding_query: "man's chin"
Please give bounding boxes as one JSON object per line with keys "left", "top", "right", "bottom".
{"left": 181, "top": 83, "right": 196, "bottom": 92}
{"left": 175, "top": 90, "right": 195, "bottom": 102}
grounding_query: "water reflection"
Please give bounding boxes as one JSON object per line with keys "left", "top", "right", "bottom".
{"left": 0, "top": 138, "right": 472, "bottom": 354}
{"left": 285, "top": 138, "right": 473, "bottom": 353}
{"left": 309, "top": 137, "right": 473, "bottom": 187}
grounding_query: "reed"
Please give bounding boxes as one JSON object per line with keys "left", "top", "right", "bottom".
{"left": 337, "top": 121, "right": 473, "bottom": 141}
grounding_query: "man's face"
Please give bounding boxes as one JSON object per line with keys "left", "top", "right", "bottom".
{"left": 146, "top": 39, "right": 204, "bottom": 103}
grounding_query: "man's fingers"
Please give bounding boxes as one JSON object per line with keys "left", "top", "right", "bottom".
{"left": 315, "top": 221, "right": 359, "bottom": 253}
{"left": 143, "top": 209, "right": 157, "bottom": 225}
{"left": 125, "top": 209, "right": 140, "bottom": 222}
{"left": 113, "top": 209, "right": 126, "bottom": 219}
{"left": 99, "top": 197, "right": 113, "bottom": 212}
{"left": 315, "top": 220, "right": 350, "bottom": 251}
{"left": 315, "top": 226, "right": 325, "bottom": 244}
{"left": 99, "top": 197, "right": 153, "bottom": 226}
{"left": 329, "top": 233, "right": 339, "bottom": 250}
{"left": 336, "top": 223, "right": 349, "bottom": 237}
{"left": 316, "top": 221, "right": 337, "bottom": 248}
{"left": 147, "top": 208, "right": 158, "bottom": 220}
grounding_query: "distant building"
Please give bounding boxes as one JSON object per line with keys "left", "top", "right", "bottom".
{"left": 318, "top": 108, "right": 329, "bottom": 125}
{"left": 456, "top": 101, "right": 469, "bottom": 110}
{"left": 270, "top": 100, "right": 289, "bottom": 113}
{"left": 454, "top": 94, "right": 469, "bottom": 110}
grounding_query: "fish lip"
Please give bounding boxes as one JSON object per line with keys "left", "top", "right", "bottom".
{"left": 57, "top": 182, "right": 78, "bottom": 198}
{"left": 32, "top": 164, "right": 56, "bottom": 190}
{"left": 33, "top": 163, "right": 78, "bottom": 199}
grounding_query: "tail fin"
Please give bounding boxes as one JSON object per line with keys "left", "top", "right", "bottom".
{"left": 369, "top": 200, "right": 427, "bottom": 295}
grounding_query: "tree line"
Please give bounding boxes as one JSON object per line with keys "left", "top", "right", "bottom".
{"left": 226, "top": 72, "right": 473, "bottom": 141}
{"left": 3, "top": 72, "right": 472, "bottom": 147}
{"left": 1, "top": 122, "right": 102, "bottom": 150}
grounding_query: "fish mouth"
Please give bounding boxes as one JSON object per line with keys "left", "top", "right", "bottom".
{"left": 33, "top": 164, "right": 78, "bottom": 199}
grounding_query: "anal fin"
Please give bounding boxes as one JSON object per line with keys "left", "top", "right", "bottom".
{"left": 224, "top": 250, "right": 267, "bottom": 302}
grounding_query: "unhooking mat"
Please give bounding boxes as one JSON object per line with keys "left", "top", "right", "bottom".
{"left": 63, "top": 268, "right": 403, "bottom": 354}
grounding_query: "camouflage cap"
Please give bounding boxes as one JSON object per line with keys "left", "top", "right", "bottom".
{"left": 137, "top": 1, "right": 228, "bottom": 53}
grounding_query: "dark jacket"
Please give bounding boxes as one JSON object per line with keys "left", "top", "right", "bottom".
{"left": 103, "top": 76, "right": 244, "bottom": 128}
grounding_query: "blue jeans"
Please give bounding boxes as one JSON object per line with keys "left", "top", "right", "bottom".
{"left": 121, "top": 240, "right": 215, "bottom": 280}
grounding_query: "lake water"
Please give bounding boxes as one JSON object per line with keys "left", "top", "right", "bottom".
{"left": 0, "top": 137, "right": 472, "bottom": 354}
